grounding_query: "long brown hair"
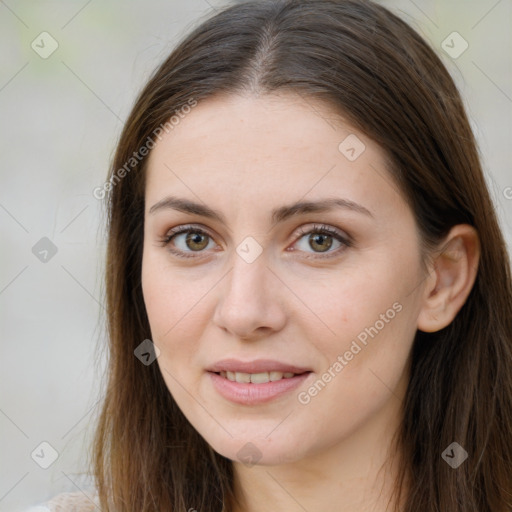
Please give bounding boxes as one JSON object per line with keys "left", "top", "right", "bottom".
{"left": 93, "top": 0, "right": 512, "bottom": 510}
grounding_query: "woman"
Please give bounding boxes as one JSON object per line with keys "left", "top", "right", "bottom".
{"left": 35, "top": 0, "right": 512, "bottom": 510}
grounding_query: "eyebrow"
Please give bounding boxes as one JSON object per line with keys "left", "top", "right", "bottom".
{"left": 148, "top": 195, "right": 373, "bottom": 224}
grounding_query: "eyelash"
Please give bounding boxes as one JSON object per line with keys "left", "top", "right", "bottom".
{"left": 158, "top": 223, "right": 352, "bottom": 260}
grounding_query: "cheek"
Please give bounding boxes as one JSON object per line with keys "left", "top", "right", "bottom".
{"left": 141, "top": 267, "right": 204, "bottom": 409}
{"left": 142, "top": 261, "right": 208, "bottom": 408}
{"left": 141, "top": 249, "right": 213, "bottom": 342}
{"left": 291, "top": 300, "right": 416, "bottom": 455}
{"left": 283, "top": 253, "right": 416, "bottom": 343}
{"left": 294, "top": 264, "right": 419, "bottom": 419}
{"left": 286, "top": 250, "right": 421, "bottom": 397}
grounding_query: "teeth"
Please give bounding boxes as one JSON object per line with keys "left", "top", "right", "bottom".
{"left": 220, "top": 371, "right": 298, "bottom": 383}
{"left": 250, "top": 372, "right": 270, "bottom": 384}
{"left": 235, "top": 372, "right": 251, "bottom": 383}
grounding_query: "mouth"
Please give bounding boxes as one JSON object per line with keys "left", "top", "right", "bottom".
{"left": 215, "top": 370, "right": 306, "bottom": 383}
{"left": 206, "top": 359, "right": 312, "bottom": 405}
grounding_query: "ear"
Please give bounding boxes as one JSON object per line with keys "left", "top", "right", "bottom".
{"left": 417, "top": 224, "right": 480, "bottom": 333}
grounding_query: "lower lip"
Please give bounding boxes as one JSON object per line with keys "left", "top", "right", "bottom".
{"left": 208, "top": 371, "right": 311, "bottom": 405}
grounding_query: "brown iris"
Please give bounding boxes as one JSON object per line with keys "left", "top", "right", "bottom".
{"left": 309, "top": 233, "right": 333, "bottom": 252}
{"left": 186, "top": 232, "right": 209, "bottom": 251}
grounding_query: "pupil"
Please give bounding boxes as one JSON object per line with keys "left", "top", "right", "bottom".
{"left": 186, "top": 232, "right": 208, "bottom": 251}
{"left": 310, "top": 233, "right": 332, "bottom": 252}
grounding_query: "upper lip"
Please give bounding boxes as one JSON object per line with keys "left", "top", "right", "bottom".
{"left": 207, "top": 358, "right": 311, "bottom": 374}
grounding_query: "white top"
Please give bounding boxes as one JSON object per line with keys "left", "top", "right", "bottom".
{"left": 26, "top": 492, "right": 99, "bottom": 511}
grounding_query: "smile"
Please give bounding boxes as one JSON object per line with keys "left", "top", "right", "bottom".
{"left": 218, "top": 370, "right": 298, "bottom": 383}
{"left": 208, "top": 370, "right": 312, "bottom": 405}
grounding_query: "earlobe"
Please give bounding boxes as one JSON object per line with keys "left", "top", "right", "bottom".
{"left": 417, "top": 225, "right": 480, "bottom": 333}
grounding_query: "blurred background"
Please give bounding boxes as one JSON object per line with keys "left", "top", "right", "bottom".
{"left": 1, "top": 0, "right": 511, "bottom": 510}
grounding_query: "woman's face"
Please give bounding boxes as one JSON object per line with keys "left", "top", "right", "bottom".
{"left": 142, "top": 93, "right": 427, "bottom": 466}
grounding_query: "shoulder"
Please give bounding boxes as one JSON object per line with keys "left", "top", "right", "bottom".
{"left": 26, "top": 491, "right": 99, "bottom": 512}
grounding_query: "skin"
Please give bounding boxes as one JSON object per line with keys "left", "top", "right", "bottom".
{"left": 141, "top": 93, "right": 479, "bottom": 512}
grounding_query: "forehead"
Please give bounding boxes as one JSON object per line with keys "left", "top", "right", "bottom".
{"left": 148, "top": 92, "right": 354, "bottom": 169}
{"left": 144, "top": 93, "right": 403, "bottom": 223}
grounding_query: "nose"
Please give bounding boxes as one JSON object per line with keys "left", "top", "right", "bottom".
{"left": 212, "top": 253, "right": 287, "bottom": 341}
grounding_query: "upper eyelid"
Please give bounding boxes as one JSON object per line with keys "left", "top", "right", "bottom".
{"left": 164, "top": 223, "right": 216, "bottom": 241}
{"left": 164, "top": 222, "right": 347, "bottom": 238}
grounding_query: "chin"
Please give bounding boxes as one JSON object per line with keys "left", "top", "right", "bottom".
{"left": 196, "top": 422, "right": 309, "bottom": 467}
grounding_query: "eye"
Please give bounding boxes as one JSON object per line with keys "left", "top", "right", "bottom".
{"left": 290, "top": 223, "right": 351, "bottom": 258}
{"left": 159, "top": 225, "right": 217, "bottom": 258}
{"left": 159, "top": 223, "right": 352, "bottom": 259}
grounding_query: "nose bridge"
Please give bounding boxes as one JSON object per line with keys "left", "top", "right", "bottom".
{"left": 225, "top": 250, "right": 270, "bottom": 309}
{"left": 213, "top": 247, "right": 286, "bottom": 338}
{"left": 226, "top": 230, "right": 271, "bottom": 299}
